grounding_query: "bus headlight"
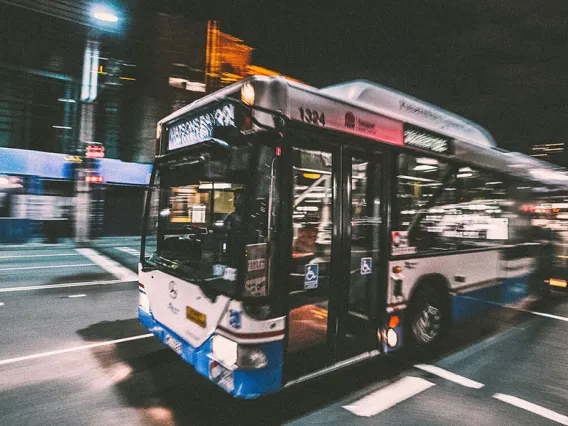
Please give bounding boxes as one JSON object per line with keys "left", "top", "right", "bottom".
{"left": 386, "top": 328, "right": 398, "bottom": 348}
{"left": 212, "top": 335, "right": 238, "bottom": 367}
{"left": 237, "top": 346, "right": 268, "bottom": 369}
{"left": 243, "top": 303, "right": 272, "bottom": 320}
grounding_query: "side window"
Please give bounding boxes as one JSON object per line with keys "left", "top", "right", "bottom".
{"left": 454, "top": 168, "right": 510, "bottom": 244}
{"left": 290, "top": 147, "right": 333, "bottom": 290}
{"left": 394, "top": 153, "right": 458, "bottom": 252}
{"left": 394, "top": 153, "right": 513, "bottom": 254}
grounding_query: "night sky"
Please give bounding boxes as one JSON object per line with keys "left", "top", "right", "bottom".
{"left": 167, "top": 0, "right": 568, "bottom": 156}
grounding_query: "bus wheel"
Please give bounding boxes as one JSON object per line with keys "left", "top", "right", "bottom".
{"left": 407, "top": 285, "right": 448, "bottom": 350}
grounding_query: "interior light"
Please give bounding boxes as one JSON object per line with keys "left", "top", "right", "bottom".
{"left": 241, "top": 82, "right": 255, "bottom": 105}
{"left": 416, "top": 157, "right": 438, "bottom": 165}
{"left": 303, "top": 173, "right": 321, "bottom": 180}
{"left": 413, "top": 165, "right": 437, "bottom": 171}
{"left": 198, "top": 183, "right": 232, "bottom": 190}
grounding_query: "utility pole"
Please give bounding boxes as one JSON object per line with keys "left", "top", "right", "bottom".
{"left": 74, "top": 4, "right": 119, "bottom": 244}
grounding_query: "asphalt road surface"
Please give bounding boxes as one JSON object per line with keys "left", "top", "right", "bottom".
{"left": 0, "top": 239, "right": 567, "bottom": 425}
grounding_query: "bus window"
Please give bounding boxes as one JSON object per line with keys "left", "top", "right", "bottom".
{"left": 349, "top": 157, "right": 381, "bottom": 317}
{"left": 288, "top": 147, "right": 333, "bottom": 355}
{"left": 142, "top": 143, "right": 277, "bottom": 297}
{"left": 394, "top": 154, "right": 514, "bottom": 253}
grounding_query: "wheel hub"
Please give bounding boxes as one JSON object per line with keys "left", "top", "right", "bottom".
{"left": 412, "top": 303, "right": 441, "bottom": 344}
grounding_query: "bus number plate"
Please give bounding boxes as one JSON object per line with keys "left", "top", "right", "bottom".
{"left": 186, "top": 306, "right": 207, "bottom": 328}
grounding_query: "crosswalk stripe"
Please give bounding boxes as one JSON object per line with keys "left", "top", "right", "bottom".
{"left": 414, "top": 364, "right": 484, "bottom": 389}
{"left": 343, "top": 376, "right": 435, "bottom": 417}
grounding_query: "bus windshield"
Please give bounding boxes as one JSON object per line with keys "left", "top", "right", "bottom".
{"left": 143, "top": 142, "right": 278, "bottom": 297}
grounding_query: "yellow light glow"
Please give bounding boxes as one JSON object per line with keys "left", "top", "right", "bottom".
{"left": 241, "top": 82, "right": 255, "bottom": 105}
{"left": 549, "top": 278, "right": 567, "bottom": 288}
{"left": 303, "top": 173, "right": 321, "bottom": 180}
{"left": 119, "top": 77, "right": 136, "bottom": 81}
{"left": 388, "top": 315, "right": 400, "bottom": 328}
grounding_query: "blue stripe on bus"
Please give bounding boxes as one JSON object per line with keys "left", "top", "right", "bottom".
{"left": 138, "top": 307, "right": 283, "bottom": 398}
{"left": 451, "top": 275, "right": 530, "bottom": 322}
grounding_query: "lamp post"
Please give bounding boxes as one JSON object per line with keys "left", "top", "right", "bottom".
{"left": 75, "top": 4, "right": 119, "bottom": 245}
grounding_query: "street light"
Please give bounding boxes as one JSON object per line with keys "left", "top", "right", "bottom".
{"left": 92, "top": 5, "right": 119, "bottom": 23}
{"left": 93, "top": 11, "right": 118, "bottom": 23}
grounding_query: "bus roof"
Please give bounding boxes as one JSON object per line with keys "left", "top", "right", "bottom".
{"left": 318, "top": 80, "right": 497, "bottom": 148}
{"left": 158, "top": 76, "right": 568, "bottom": 190}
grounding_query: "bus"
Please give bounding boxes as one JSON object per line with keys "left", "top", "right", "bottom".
{"left": 138, "top": 76, "right": 568, "bottom": 398}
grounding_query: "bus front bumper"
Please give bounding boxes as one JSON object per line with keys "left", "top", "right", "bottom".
{"left": 138, "top": 307, "right": 283, "bottom": 399}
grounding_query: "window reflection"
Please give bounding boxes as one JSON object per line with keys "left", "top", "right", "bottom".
{"left": 349, "top": 158, "right": 381, "bottom": 317}
{"left": 394, "top": 153, "right": 524, "bottom": 253}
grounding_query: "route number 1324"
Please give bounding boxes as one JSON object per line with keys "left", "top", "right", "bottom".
{"left": 298, "top": 107, "right": 325, "bottom": 126}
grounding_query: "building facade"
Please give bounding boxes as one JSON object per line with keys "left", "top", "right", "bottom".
{"left": 0, "top": 1, "right": 299, "bottom": 241}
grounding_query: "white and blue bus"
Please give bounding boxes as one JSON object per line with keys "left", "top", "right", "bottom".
{"left": 138, "top": 76, "right": 568, "bottom": 398}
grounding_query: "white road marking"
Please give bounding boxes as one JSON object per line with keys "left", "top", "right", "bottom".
{"left": 0, "top": 302, "right": 4, "bottom": 306}
{"left": 116, "top": 247, "right": 140, "bottom": 256}
{"left": 0, "top": 279, "right": 132, "bottom": 293}
{"left": 68, "top": 294, "right": 87, "bottom": 298}
{"left": 0, "top": 263, "right": 94, "bottom": 272}
{"left": 343, "top": 376, "right": 435, "bottom": 417}
{"left": 494, "top": 393, "right": 568, "bottom": 425}
{"left": 76, "top": 248, "right": 137, "bottom": 281}
{"left": 521, "top": 310, "right": 568, "bottom": 323}
{"left": 459, "top": 295, "right": 568, "bottom": 323}
{"left": 0, "top": 253, "right": 82, "bottom": 259}
{"left": 0, "top": 334, "right": 153, "bottom": 367}
{"left": 414, "top": 364, "right": 484, "bottom": 389}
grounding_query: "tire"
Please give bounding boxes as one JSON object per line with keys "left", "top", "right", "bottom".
{"left": 407, "top": 284, "right": 449, "bottom": 350}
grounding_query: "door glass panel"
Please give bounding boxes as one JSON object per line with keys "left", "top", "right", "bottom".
{"left": 346, "top": 157, "right": 381, "bottom": 348}
{"left": 288, "top": 147, "right": 333, "bottom": 355}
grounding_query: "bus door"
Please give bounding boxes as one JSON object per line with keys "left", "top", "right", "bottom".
{"left": 338, "top": 150, "right": 386, "bottom": 360}
{"left": 284, "top": 141, "right": 386, "bottom": 379}
{"left": 285, "top": 143, "right": 337, "bottom": 378}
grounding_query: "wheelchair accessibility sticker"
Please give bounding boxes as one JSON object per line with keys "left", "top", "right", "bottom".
{"left": 361, "top": 258, "right": 372, "bottom": 275}
{"left": 304, "top": 264, "right": 319, "bottom": 289}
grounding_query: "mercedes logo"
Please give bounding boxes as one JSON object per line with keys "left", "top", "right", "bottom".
{"left": 168, "top": 281, "right": 178, "bottom": 299}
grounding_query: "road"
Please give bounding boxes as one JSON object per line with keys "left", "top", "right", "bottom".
{"left": 0, "top": 238, "right": 567, "bottom": 425}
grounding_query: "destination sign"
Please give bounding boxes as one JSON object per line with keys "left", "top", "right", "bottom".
{"left": 403, "top": 124, "right": 451, "bottom": 153}
{"left": 167, "top": 103, "right": 236, "bottom": 151}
